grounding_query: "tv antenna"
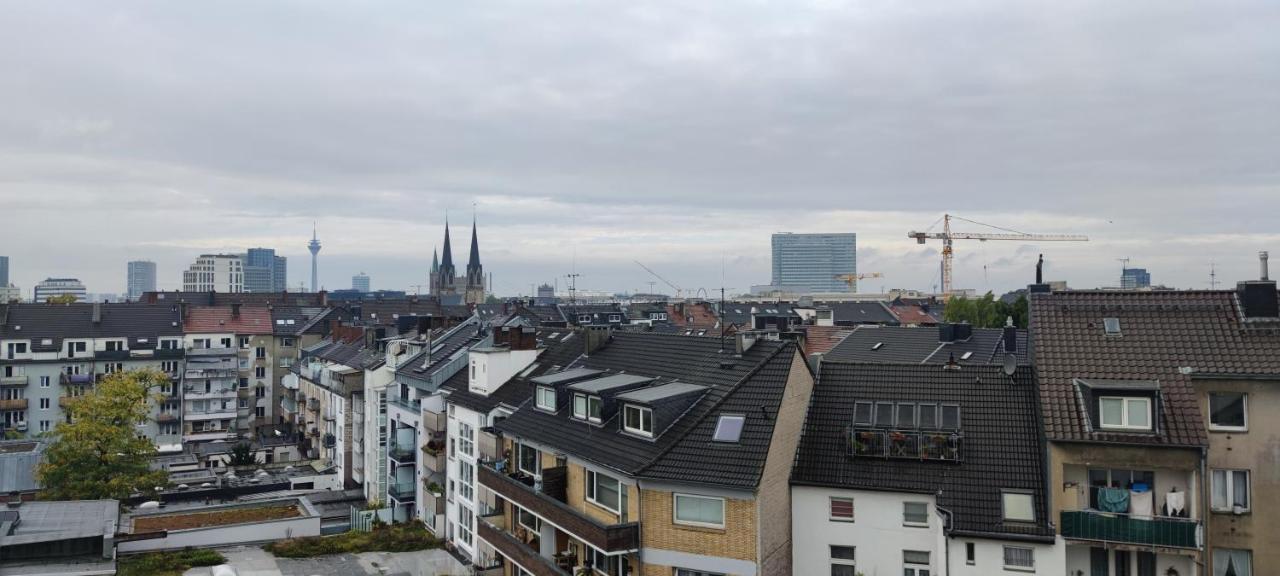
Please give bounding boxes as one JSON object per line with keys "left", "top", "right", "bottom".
{"left": 1210, "top": 262, "right": 1219, "bottom": 290}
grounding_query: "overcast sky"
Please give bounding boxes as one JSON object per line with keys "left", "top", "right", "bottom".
{"left": 2, "top": 1, "right": 1279, "bottom": 298}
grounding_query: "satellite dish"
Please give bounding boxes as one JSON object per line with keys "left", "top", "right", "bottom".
{"left": 1002, "top": 353, "right": 1017, "bottom": 377}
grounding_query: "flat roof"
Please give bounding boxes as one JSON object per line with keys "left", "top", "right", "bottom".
{"left": 567, "top": 373, "right": 654, "bottom": 393}
{"left": 0, "top": 500, "right": 118, "bottom": 546}
{"left": 615, "top": 382, "right": 707, "bottom": 404}
{"left": 530, "top": 367, "right": 603, "bottom": 386}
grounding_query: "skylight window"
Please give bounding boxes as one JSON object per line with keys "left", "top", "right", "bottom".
{"left": 960, "top": 351, "right": 973, "bottom": 361}
{"left": 713, "top": 414, "right": 745, "bottom": 442}
{"left": 1103, "top": 317, "right": 1121, "bottom": 335}
{"left": 871, "top": 342, "right": 884, "bottom": 351}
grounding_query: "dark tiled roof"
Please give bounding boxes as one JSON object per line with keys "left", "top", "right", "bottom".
{"left": 139, "top": 291, "right": 327, "bottom": 306}
{"left": 0, "top": 303, "right": 184, "bottom": 351}
{"left": 395, "top": 320, "right": 483, "bottom": 383}
{"left": 813, "top": 301, "right": 900, "bottom": 325}
{"left": 719, "top": 303, "right": 797, "bottom": 327}
{"left": 442, "top": 331, "right": 582, "bottom": 414}
{"left": 1029, "top": 290, "right": 1280, "bottom": 447}
{"left": 824, "top": 325, "right": 1027, "bottom": 365}
{"left": 496, "top": 332, "right": 798, "bottom": 488}
{"left": 791, "top": 363, "right": 1054, "bottom": 541}
{"left": 270, "top": 306, "right": 327, "bottom": 336}
{"left": 344, "top": 300, "right": 473, "bottom": 326}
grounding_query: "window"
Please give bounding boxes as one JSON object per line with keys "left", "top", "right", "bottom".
{"left": 255, "top": 346, "right": 265, "bottom": 358}
{"left": 585, "top": 469, "right": 621, "bottom": 512}
{"left": 1211, "top": 469, "right": 1250, "bottom": 512}
{"left": 255, "top": 366, "right": 266, "bottom": 378}
{"left": 105, "top": 340, "right": 123, "bottom": 352}
{"left": 676, "top": 570, "right": 725, "bottom": 576}
{"left": 609, "top": 314, "right": 621, "bottom": 322}
{"left": 1100, "top": 397, "right": 1151, "bottom": 430}
{"left": 573, "top": 393, "right": 601, "bottom": 423}
{"left": 535, "top": 386, "right": 556, "bottom": 411}
{"left": 918, "top": 403, "right": 938, "bottom": 429}
{"left": 457, "top": 506, "right": 473, "bottom": 547}
{"left": 517, "top": 441, "right": 539, "bottom": 475}
{"left": 255, "top": 386, "right": 265, "bottom": 398}
{"left": 517, "top": 505, "right": 540, "bottom": 532}
{"left": 673, "top": 493, "right": 724, "bottom": 528}
{"left": 459, "top": 461, "right": 475, "bottom": 501}
{"left": 853, "top": 401, "right": 873, "bottom": 426}
{"left": 579, "top": 314, "right": 592, "bottom": 324}
{"left": 220, "top": 337, "right": 233, "bottom": 349}
{"left": 238, "top": 337, "right": 250, "bottom": 349}
{"left": 39, "top": 420, "right": 50, "bottom": 432}
{"left": 903, "top": 501, "right": 929, "bottom": 526}
{"left": 67, "top": 341, "right": 86, "bottom": 356}
{"left": 1002, "top": 491, "right": 1036, "bottom": 522}
{"left": 239, "top": 398, "right": 249, "bottom": 409}
{"left": 896, "top": 403, "right": 916, "bottom": 428}
{"left": 1208, "top": 392, "right": 1247, "bottom": 431}
{"left": 940, "top": 405, "right": 960, "bottom": 429}
{"left": 1212, "top": 548, "right": 1252, "bottom": 576}
{"left": 903, "top": 550, "right": 931, "bottom": 576}
{"left": 39, "top": 376, "right": 50, "bottom": 388}
{"left": 713, "top": 414, "right": 745, "bottom": 442}
{"left": 39, "top": 398, "right": 49, "bottom": 410}
{"left": 829, "top": 497, "right": 854, "bottom": 521}
{"left": 1103, "top": 317, "right": 1121, "bottom": 335}
{"left": 623, "top": 404, "right": 653, "bottom": 437}
{"left": 459, "top": 422, "right": 475, "bottom": 457}
{"left": 874, "top": 401, "right": 894, "bottom": 426}
{"left": 255, "top": 406, "right": 265, "bottom": 418}
{"left": 830, "top": 545, "right": 856, "bottom": 576}
{"left": 1003, "top": 546, "right": 1035, "bottom": 570}
{"left": 282, "top": 337, "right": 295, "bottom": 347}
{"left": 965, "top": 542, "right": 975, "bottom": 565}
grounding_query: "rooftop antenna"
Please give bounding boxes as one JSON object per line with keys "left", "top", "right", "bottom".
{"left": 1210, "top": 262, "right": 1219, "bottom": 290}
{"left": 720, "top": 253, "right": 727, "bottom": 354}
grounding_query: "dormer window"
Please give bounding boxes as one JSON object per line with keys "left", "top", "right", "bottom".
{"left": 105, "top": 340, "right": 123, "bottom": 352}
{"left": 535, "top": 386, "right": 556, "bottom": 411}
{"left": 579, "top": 314, "right": 592, "bottom": 324}
{"left": 608, "top": 314, "right": 621, "bottom": 323}
{"left": 1099, "top": 396, "right": 1151, "bottom": 430}
{"left": 573, "top": 392, "right": 602, "bottom": 423}
{"left": 622, "top": 404, "right": 653, "bottom": 437}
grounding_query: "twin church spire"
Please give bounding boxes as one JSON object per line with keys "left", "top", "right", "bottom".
{"left": 430, "top": 215, "right": 485, "bottom": 304}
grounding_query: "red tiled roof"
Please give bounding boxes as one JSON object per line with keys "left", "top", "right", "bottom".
{"left": 184, "top": 306, "right": 273, "bottom": 334}
{"left": 1030, "top": 289, "right": 1280, "bottom": 447}
{"left": 666, "top": 302, "right": 719, "bottom": 328}
{"left": 802, "top": 325, "right": 854, "bottom": 355}
{"left": 889, "top": 304, "right": 939, "bottom": 325}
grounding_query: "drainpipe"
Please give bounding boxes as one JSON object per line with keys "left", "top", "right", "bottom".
{"left": 1198, "top": 445, "right": 1209, "bottom": 574}
{"left": 635, "top": 478, "right": 645, "bottom": 576}
{"left": 935, "top": 497, "right": 953, "bottom": 576}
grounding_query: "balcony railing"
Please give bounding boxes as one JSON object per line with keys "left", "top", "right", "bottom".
{"left": 388, "top": 394, "right": 421, "bottom": 413}
{"left": 1060, "top": 510, "right": 1200, "bottom": 550}
{"left": 478, "top": 461, "right": 639, "bottom": 552}
{"left": 390, "top": 443, "right": 417, "bottom": 464}
{"left": 388, "top": 481, "right": 417, "bottom": 502}
{"left": 0, "top": 374, "right": 29, "bottom": 387}
{"left": 849, "top": 427, "right": 962, "bottom": 461}
{"left": 476, "top": 516, "right": 570, "bottom": 576}
{"left": 60, "top": 373, "right": 94, "bottom": 386}
{"left": 94, "top": 349, "right": 131, "bottom": 361}
{"left": 0, "top": 398, "right": 28, "bottom": 411}
{"left": 308, "top": 397, "right": 320, "bottom": 412}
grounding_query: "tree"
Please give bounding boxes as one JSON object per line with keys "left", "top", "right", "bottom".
{"left": 36, "top": 369, "right": 170, "bottom": 500}
{"left": 944, "top": 291, "right": 1028, "bottom": 328}
{"left": 45, "top": 294, "right": 79, "bottom": 304}
{"left": 228, "top": 442, "right": 258, "bottom": 466}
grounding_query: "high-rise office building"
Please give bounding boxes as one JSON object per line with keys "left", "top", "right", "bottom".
{"left": 1121, "top": 267, "right": 1151, "bottom": 289}
{"left": 243, "top": 248, "right": 287, "bottom": 293}
{"left": 181, "top": 254, "right": 244, "bottom": 292}
{"left": 770, "top": 232, "right": 857, "bottom": 293}
{"left": 127, "top": 260, "right": 157, "bottom": 300}
{"left": 0, "top": 255, "right": 8, "bottom": 286}
{"left": 351, "top": 272, "right": 370, "bottom": 292}
{"left": 33, "top": 278, "right": 87, "bottom": 302}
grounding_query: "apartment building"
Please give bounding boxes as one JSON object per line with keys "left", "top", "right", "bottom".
{"left": 288, "top": 337, "right": 380, "bottom": 488}
{"left": 181, "top": 254, "right": 244, "bottom": 293}
{"left": 269, "top": 306, "right": 340, "bottom": 440}
{"left": 0, "top": 303, "right": 185, "bottom": 444}
{"left": 791, "top": 363, "right": 1062, "bottom": 576}
{"left": 32, "top": 278, "right": 87, "bottom": 303}
{"left": 1031, "top": 290, "right": 1208, "bottom": 575}
{"left": 183, "top": 305, "right": 274, "bottom": 437}
{"left": 460, "top": 330, "right": 813, "bottom": 576}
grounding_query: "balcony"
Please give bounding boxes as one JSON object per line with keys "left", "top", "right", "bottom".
{"left": 849, "top": 427, "right": 962, "bottom": 461}
{"left": 183, "top": 430, "right": 237, "bottom": 442}
{"left": 0, "top": 398, "right": 28, "bottom": 411}
{"left": 477, "top": 516, "right": 569, "bottom": 576}
{"left": 59, "top": 395, "right": 82, "bottom": 408}
{"left": 94, "top": 349, "right": 131, "bottom": 361}
{"left": 184, "top": 386, "right": 238, "bottom": 400}
{"left": 1060, "top": 510, "right": 1200, "bottom": 550}
{"left": 390, "top": 442, "right": 417, "bottom": 464}
{"left": 153, "top": 348, "right": 186, "bottom": 359}
{"left": 156, "top": 412, "right": 180, "bottom": 423}
{"left": 184, "top": 409, "right": 237, "bottom": 421}
{"left": 0, "top": 374, "right": 28, "bottom": 387}
{"left": 308, "top": 398, "right": 320, "bottom": 412}
{"left": 422, "top": 440, "right": 446, "bottom": 473}
{"left": 388, "top": 394, "right": 421, "bottom": 414}
{"left": 59, "top": 373, "right": 94, "bottom": 386}
{"left": 479, "top": 461, "right": 639, "bottom": 552}
{"left": 388, "top": 481, "right": 417, "bottom": 502}
{"left": 280, "top": 396, "right": 298, "bottom": 415}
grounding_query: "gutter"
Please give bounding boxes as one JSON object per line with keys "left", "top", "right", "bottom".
{"left": 935, "top": 499, "right": 953, "bottom": 576}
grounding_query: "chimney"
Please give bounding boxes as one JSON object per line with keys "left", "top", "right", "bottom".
{"left": 512, "top": 327, "right": 537, "bottom": 351}
{"left": 1238, "top": 251, "right": 1279, "bottom": 319}
{"left": 582, "top": 325, "right": 612, "bottom": 356}
{"left": 1028, "top": 253, "right": 1052, "bottom": 294}
{"left": 91, "top": 302, "right": 102, "bottom": 324}
{"left": 938, "top": 323, "right": 956, "bottom": 343}
{"left": 231, "top": 302, "right": 241, "bottom": 319}
{"left": 735, "top": 331, "right": 758, "bottom": 355}
{"left": 1003, "top": 316, "right": 1018, "bottom": 353}
{"left": 953, "top": 322, "right": 972, "bottom": 341}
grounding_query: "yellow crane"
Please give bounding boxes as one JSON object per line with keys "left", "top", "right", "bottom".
{"left": 908, "top": 214, "right": 1088, "bottom": 296}
{"left": 833, "top": 272, "right": 883, "bottom": 291}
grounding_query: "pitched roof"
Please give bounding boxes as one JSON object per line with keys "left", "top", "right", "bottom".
{"left": 889, "top": 302, "right": 942, "bottom": 325}
{"left": 800, "top": 325, "right": 855, "bottom": 355}
{"left": 824, "top": 325, "right": 1027, "bottom": 365}
{"left": 791, "top": 363, "right": 1054, "bottom": 541}
{"left": 0, "top": 303, "right": 184, "bottom": 351}
{"left": 183, "top": 306, "right": 273, "bottom": 334}
{"left": 442, "top": 330, "right": 581, "bottom": 415}
{"left": 269, "top": 306, "right": 327, "bottom": 336}
{"left": 395, "top": 319, "right": 484, "bottom": 383}
{"left": 1029, "top": 289, "right": 1280, "bottom": 447}
{"left": 813, "top": 301, "right": 900, "bottom": 325}
{"left": 496, "top": 331, "right": 799, "bottom": 488}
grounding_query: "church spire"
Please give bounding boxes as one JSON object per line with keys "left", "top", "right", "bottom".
{"left": 440, "top": 218, "right": 454, "bottom": 271}
{"left": 468, "top": 214, "right": 481, "bottom": 271}
{"left": 431, "top": 247, "right": 439, "bottom": 275}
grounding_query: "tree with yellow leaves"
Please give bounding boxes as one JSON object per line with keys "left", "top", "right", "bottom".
{"left": 36, "top": 368, "right": 170, "bottom": 500}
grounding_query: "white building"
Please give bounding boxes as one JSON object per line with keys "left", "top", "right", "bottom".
{"left": 0, "top": 285, "right": 20, "bottom": 303}
{"left": 32, "top": 278, "right": 86, "bottom": 302}
{"left": 182, "top": 254, "right": 244, "bottom": 293}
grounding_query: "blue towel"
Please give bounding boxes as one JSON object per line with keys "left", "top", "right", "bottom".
{"left": 1098, "top": 487, "right": 1130, "bottom": 513}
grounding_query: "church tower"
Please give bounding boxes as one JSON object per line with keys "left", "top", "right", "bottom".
{"left": 435, "top": 220, "right": 457, "bottom": 296}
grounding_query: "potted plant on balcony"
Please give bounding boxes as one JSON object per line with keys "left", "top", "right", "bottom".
{"left": 422, "top": 439, "right": 443, "bottom": 456}
{"left": 427, "top": 482, "right": 443, "bottom": 497}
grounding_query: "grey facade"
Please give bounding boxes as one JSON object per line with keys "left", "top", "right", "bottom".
{"left": 770, "top": 233, "right": 857, "bottom": 293}
{"left": 352, "top": 273, "right": 370, "bottom": 292}
{"left": 127, "top": 261, "right": 157, "bottom": 301}
{"left": 244, "top": 248, "right": 288, "bottom": 293}
{"left": 0, "top": 256, "right": 8, "bottom": 286}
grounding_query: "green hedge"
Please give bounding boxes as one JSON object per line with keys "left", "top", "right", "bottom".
{"left": 265, "top": 522, "right": 439, "bottom": 558}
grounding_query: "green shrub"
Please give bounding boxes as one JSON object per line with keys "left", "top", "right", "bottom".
{"left": 264, "top": 522, "right": 438, "bottom": 558}
{"left": 118, "top": 548, "right": 226, "bottom": 576}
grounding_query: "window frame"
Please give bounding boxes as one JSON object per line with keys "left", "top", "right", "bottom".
{"left": 829, "top": 545, "right": 857, "bottom": 576}
{"left": 853, "top": 401, "right": 873, "bottom": 426}
{"left": 829, "top": 497, "right": 854, "bottom": 522}
{"left": 903, "top": 550, "right": 931, "bottom": 576}
{"left": 1001, "top": 490, "right": 1037, "bottom": 523}
{"left": 1099, "top": 396, "right": 1152, "bottom": 430}
{"left": 622, "top": 403, "right": 654, "bottom": 437}
{"left": 1002, "top": 545, "right": 1035, "bottom": 571}
{"left": 517, "top": 441, "right": 540, "bottom": 476}
{"left": 903, "top": 501, "right": 929, "bottom": 527}
{"left": 1211, "top": 469, "right": 1250, "bottom": 513}
{"left": 1207, "top": 392, "right": 1248, "bottom": 432}
{"left": 585, "top": 469, "right": 621, "bottom": 514}
{"left": 535, "top": 386, "right": 557, "bottom": 412}
{"left": 672, "top": 493, "right": 725, "bottom": 529}
{"left": 712, "top": 414, "right": 746, "bottom": 443}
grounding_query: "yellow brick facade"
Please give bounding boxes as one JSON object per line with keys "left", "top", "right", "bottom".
{"left": 639, "top": 488, "right": 758, "bottom": 564}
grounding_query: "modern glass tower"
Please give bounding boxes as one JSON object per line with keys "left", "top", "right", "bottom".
{"left": 770, "top": 233, "right": 857, "bottom": 293}
{"left": 126, "top": 260, "right": 157, "bottom": 300}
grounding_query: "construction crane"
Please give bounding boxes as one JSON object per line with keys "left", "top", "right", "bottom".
{"left": 833, "top": 272, "right": 883, "bottom": 291}
{"left": 634, "top": 260, "right": 683, "bottom": 298}
{"left": 908, "top": 214, "right": 1088, "bottom": 296}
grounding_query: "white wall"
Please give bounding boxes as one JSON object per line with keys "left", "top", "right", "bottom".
{"left": 1064, "top": 545, "right": 1193, "bottom": 576}
{"left": 951, "top": 537, "right": 1064, "bottom": 576}
{"left": 446, "top": 402, "right": 486, "bottom": 563}
{"left": 468, "top": 347, "right": 539, "bottom": 396}
{"left": 119, "top": 502, "right": 320, "bottom": 553}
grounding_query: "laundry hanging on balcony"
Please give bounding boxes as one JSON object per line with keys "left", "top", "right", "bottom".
{"left": 1096, "top": 486, "right": 1129, "bottom": 513}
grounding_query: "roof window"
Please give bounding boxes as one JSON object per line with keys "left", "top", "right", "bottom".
{"left": 871, "top": 342, "right": 884, "bottom": 351}
{"left": 713, "top": 414, "right": 745, "bottom": 442}
{"left": 1103, "top": 317, "right": 1121, "bottom": 335}
{"left": 959, "top": 351, "right": 973, "bottom": 361}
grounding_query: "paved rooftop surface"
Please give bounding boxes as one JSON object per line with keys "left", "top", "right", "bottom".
{"left": 181, "top": 546, "right": 468, "bottom": 576}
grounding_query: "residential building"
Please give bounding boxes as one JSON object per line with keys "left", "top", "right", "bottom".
{"left": 0, "top": 285, "right": 19, "bottom": 303}
{"left": 32, "top": 278, "right": 86, "bottom": 302}
{"left": 183, "top": 304, "right": 274, "bottom": 438}
{"left": 1120, "top": 267, "right": 1152, "bottom": 290}
{"left": 466, "top": 330, "right": 814, "bottom": 576}
{"left": 270, "top": 305, "right": 340, "bottom": 448}
{"left": 181, "top": 254, "right": 244, "bottom": 293}
{"left": 287, "top": 336, "right": 380, "bottom": 487}
{"left": 0, "top": 303, "right": 185, "bottom": 444}
{"left": 0, "top": 499, "right": 119, "bottom": 576}
{"left": 770, "top": 232, "right": 857, "bottom": 293}
{"left": 822, "top": 323, "right": 1026, "bottom": 365}
{"left": 126, "top": 260, "right": 157, "bottom": 301}
{"left": 352, "top": 272, "right": 371, "bottom": 292}
{"left": 1031, "top": 290, "right": 1208, "bottom": 576}
{"left": 244, "top": 248, "right": 288, "bottom": 293}
{"left": 791, "top": 363, "right": 1061, "bottom": 576}
{"left": 430, "top": 218, "right": 486, "bottom": 305}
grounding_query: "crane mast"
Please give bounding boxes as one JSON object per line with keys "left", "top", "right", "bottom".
{"left": 908, "top": 214, "right": 1088, "bottom": 296}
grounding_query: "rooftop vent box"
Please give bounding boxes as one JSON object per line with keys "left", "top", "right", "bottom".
{"left": 1238, "top": 280, "right": 1279, "bottom": 319}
